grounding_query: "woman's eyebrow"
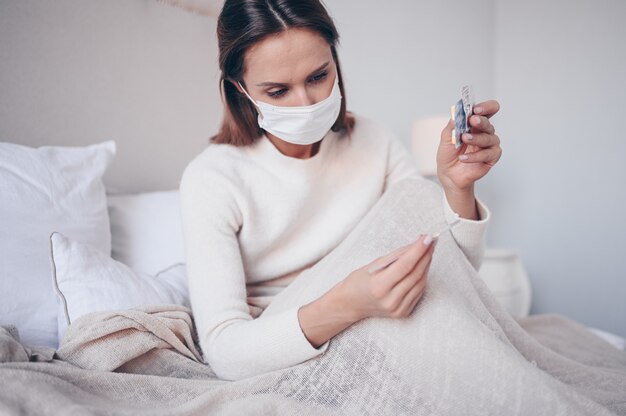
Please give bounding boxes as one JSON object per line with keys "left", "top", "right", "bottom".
{"left": 255, "top": 61, "right": 330, "bottom": 87}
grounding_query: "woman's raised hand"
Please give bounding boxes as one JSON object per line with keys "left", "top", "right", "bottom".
{"left": 436, "top": 100, "right": 502, "bottom": 193}
{"left": 337, "top": 235, "right": 436, "bottom": 322}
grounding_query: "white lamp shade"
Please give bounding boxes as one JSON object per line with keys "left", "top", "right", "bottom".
{"left": 411, "top": 116, "right": 449, "bottom": 177}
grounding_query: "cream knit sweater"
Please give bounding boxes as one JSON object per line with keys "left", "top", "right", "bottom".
{"left": 179, "top": 113, "right": 490, "bottom": 380}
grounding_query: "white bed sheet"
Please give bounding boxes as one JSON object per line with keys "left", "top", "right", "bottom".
{"left": 587, "top": 326, "right": 626, "bottom": 351}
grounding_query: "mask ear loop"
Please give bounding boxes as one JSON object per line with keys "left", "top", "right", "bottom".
{"left": 237, "top": 81, "right": 258, "bottom": 107}
{"left": 236, "top": 80, "right": 264, "bottom": 123}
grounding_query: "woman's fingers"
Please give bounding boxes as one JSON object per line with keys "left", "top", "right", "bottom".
{"left": 439, "top": 118, "right": 455, "bottom": 145}
{"left": 472, "top": 100, "right": 500, "bottom": 119}
{"left": 368, "top": 242, "right": 415, "bottom": 274}
{"left": 406, "top": 278, "right": 427, "bottom": 313}
{"left": 387, "top": 243, "right": 434, "bottom": 300}
{"left": 398, "top": 259, "right": 432, "bottom": 315}
{"left": 376, "top": 235, "right": 433, "bottom": 290}
{"left": 469, "top": 114, "right": 495, "bottom": 135}
{"left": 461, "top": 132, "right": 500, "bottom": 148}
{"left": 458, "top": 146, "right": 502, "bottom": 165}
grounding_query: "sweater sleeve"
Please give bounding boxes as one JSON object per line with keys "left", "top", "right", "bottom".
{"left": 382, "top": 132, "right": 491, "bottom": 271}
{"left": 179, "top": 164, "right": 329, "bottom": 381}
{"left": 441, "top": 191, "right": 491, "bottom": 271}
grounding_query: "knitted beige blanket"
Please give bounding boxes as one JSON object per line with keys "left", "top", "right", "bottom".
{"left": 1, "top": 176, "right": 625, "bottom": 415}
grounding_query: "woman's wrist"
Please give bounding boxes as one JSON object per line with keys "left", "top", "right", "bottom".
{"left": 442, "top": 183, "right": 479, "bottom": 221}
{"left": 297, "top": 284, "right": 360, "bottom": 348}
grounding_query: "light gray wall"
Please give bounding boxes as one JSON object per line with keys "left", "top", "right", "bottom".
{"left": 485, "top": 0, "right": 626, "bottom": 336}
{"left": 324, "top": 0, "right": 495, "bottom": 145}
{"left": 0, "top": 0, "right": 222, "bottom": 194}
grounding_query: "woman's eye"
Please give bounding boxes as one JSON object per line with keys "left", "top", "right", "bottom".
{"left": 265, "top": 72, "right": 328, "bottom": 99}
{"left": 267, "top": 88, "right": 287, "bottom": 98}
{"left": 310, "top": 72, "right": 328, "bottom": 83}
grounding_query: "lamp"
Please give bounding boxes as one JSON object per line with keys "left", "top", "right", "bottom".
{"left": 410, "top": 116, "right": 449, "bottom": 178}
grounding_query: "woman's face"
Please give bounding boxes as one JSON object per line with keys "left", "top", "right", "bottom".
{"left": 235, "top": 28, "right": 337, "bottom": 107}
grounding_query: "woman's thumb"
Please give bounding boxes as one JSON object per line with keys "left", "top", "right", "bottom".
{"left": 440, "top": 118, "right": 454, "bottom": 146}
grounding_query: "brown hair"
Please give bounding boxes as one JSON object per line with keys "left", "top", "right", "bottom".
{"left": 211, "top": 0, "right": 355, "bottom": 146}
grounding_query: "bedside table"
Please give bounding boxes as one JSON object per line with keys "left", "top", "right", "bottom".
{"left": 478, "top": 248, "right": 532, "bottom": 318}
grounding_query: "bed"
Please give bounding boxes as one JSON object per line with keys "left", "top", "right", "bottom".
{"left": 1, "top": 139, "right": 625, "bottom": 415}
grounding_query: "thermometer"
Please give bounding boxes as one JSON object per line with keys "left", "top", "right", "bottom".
{"left": 367, "top": 218, "right": 461, "bottom": 275}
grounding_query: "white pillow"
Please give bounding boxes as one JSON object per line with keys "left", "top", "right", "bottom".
{"left": 107, "top": 190, "right": 185, "bottom": 276}
{"left": 0, "top": 140, "right": 115, "bottom": 349}
{"left": 50, "top": 231, "right": 190, "bottom": 341}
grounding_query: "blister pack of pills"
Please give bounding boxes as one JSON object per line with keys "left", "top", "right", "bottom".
{"left": 450, "top": 85, "right": 475, "bottom": 149}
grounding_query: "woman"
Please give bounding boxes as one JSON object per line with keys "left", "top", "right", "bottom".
{"left": 179, "top": 0, "right": 502, "bottom": 381}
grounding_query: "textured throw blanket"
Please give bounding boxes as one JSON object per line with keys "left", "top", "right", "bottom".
{"left": 1, "top": 176, "right": 625, "bottom": 415}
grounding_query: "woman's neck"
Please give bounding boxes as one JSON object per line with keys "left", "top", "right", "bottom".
{"left": 265, "top": 132, "right": 321, "bottom": 159}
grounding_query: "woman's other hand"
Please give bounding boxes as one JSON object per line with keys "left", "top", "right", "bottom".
{"left": 336, "top": 234, "right": 436, "bottom": 322}
{"left": 436, "top": 100, "right": 502, "bottom": 193}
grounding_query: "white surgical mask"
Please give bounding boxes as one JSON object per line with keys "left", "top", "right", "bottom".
{"left": 237, "top": 74, "right": 342, "bottom": 145}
